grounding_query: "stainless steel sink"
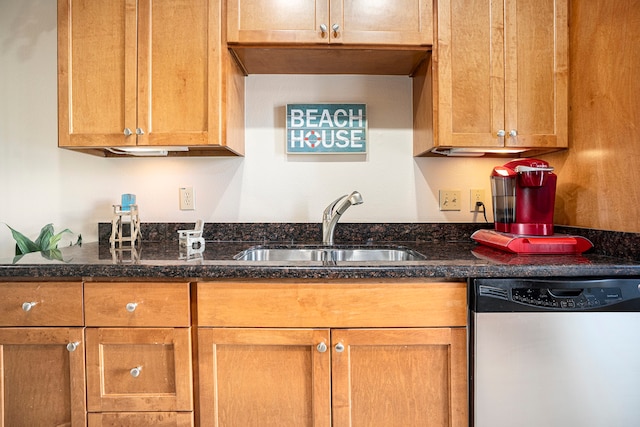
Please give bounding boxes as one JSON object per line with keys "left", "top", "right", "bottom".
{"left": 233, "top": 245, "right": 426, "bottom": 262}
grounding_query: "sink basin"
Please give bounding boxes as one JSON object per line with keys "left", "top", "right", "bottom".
{"left": 233, "top": 245, "right": 426, "bottom": 262}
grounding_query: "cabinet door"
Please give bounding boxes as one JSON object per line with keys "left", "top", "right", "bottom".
{"left": 503, "top": 0, "right": 568, "bottom": 149}
{"left": 0, "top": 328, "right": 86, "bottom": 426}
{"left": 332, "top": 328, "right": 467, "bottom": 427}
{"left": 432, "top": 0, "right": 567, "bottom": 150}
{"left": 227, "top": 0, "right": 329, "bottom": 44}
{"left": 137, "top": 0, "right": 212, "bottom": 147}
{"left": 334, "top": 0, "right": 433, "bottom": 45}
{"left": 198, "top": 328, "right": 331, "bottom": 427}
{"left": 58, "top": 0, "right": 137, "bottom": 148}
{"left": 86, "top": 328, "right": 193, "bottom": 412}
{"left": 434, "top": 0, "right": 504, "bottom": 148}
{"left": 59, "top": 0, "right": 218, "bottom": 149}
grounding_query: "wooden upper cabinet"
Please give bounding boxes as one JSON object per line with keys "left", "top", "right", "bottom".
{"left": 58, "top": 0, "right": 245, "bottom": 156}
{"left": 416, "top": 0, "right": 568, "bottom": 155}
{"left": 227, "top": 0, "right": 433, "bottom": 46}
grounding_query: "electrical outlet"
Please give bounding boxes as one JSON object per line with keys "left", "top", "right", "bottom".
{"left": 179, "top": 187, "right": 195, "bottom": 210}
{"left": 439, "top": 190, "right": 461, "bottom": 211}
{"left": 470, "top": 189, "right": 486, "bottom": 212}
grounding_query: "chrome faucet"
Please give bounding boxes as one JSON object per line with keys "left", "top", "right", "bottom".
{"left": 322, "top": 191, "right": 364, "bottom": 245}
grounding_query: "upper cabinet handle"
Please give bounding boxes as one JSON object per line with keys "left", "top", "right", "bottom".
{"left": 124, "top": 128, "right": 133, "bottom": 136}
{"left": 509, "top": 129, "right": 518, "bottom": 137}
{"left": 136, "top": 128, "right": 145, "bottom": 135}
{"left": 320, "top": 24, "right": 328, "bottom": 34}
{"left": 332, "top": 24, "right": 340, "bottom": 33}
{"left": 497, "top": 130, "right": 506, "bottom": 137}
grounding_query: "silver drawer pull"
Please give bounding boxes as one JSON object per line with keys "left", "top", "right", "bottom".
{"left": 125, "top": 302, "right": 138, "bottom": 312}
{"left": 66, "top": 341, "right": 80, "bottom": 352}
{"left": 22, "top": 301, "right": 37, "bottom": 312}
{"left": 130, "top": 366, "right": 142, "bottom": 378}
{"left": 335, "top": 342, "right": 345, "bottom": 353}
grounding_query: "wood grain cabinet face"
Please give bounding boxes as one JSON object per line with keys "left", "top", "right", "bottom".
{"left": 58, "top": 0, "right": 244, "bottom": 155}
{"left": 227, "top": 0, "right": 433, "bottom": 45}
{"left": 0, "top": 281, "right": 83, "bottom": 327}
{"left": 416, "top": 0, "right": 568, "bottom": 154}
{"left": 85, "top": 328, "right": 193, "bottom": 413}
{"left": 0, "top": 327, "right": 87, "bottom": 427}
{"left": 196, "top": 281, "right": 468, "bottom": 427}
{"left": 84, "top": 282, "right": 194, "bottom": 425}
{"left": 0, "top": 282, "right": 86, "bottom": 426}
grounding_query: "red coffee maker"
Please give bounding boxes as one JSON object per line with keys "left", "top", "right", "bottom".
{"left": 491, "top": 158, "right": 556, "bottom": 235}
{"left": 472, "top": 159, "right": 593, "bottom": 254}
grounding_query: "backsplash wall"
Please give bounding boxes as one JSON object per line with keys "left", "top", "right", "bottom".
{"left": 0, "top": 0, "right": 500, "bottom": 259}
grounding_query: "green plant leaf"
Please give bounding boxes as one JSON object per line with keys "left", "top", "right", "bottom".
{"left": 34, "top": 223, "right": 54, "bottom": 249}
{"left": 6, "top": 225, "right": 39, "bottom": 255}
{"left": 46, "top": 228, "right": 72, "bottom": 251}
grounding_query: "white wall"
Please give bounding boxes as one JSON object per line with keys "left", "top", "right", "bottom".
{"left": 0, "top": 0, "right": 498, "bottom": 259}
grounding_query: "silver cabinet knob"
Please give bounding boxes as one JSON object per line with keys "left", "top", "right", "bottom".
{"left": 317, "top": 342, "right": 327, "bottom": 353}
{"left": 66, "top": 341, "right": 80, "bottom": 352}
{"left": 332, "top": 24, "right": 340, "bottom": 32}
{"left": 509, "top": 129, "right": 518, "bottom": 137}
{"left": 124, "top": 128, "right": 133, "bottom": 136}
{"left": 497, "top": 130, "right": 506, "bottom": 137}
{"left": 125, "top": 302, "right": 138, "bottom": 312}
{"left": 136, "top": 127, "right": 145, "bottom": 135}
{"left": 130, "top": 366, "right": 142, "bottom": 378}
{"left": 22, "top": 302, "right": 37, "bottom": 312}
{"left": 335, "top": 342, "right": 345, "bottom": 353}
{"left": 320, "top": 24, "right": 328, "bottom": 33}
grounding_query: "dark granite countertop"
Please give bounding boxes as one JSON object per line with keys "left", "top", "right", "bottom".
{"left": 1, "top": 238, "right": 639, "bottom": 280}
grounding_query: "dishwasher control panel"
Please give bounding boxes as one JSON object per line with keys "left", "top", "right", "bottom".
{"left": 474, "top": 278, "right": 640, "bottom": 312}
{"left": 511, "top": 287, "right": 622, "bottom": 309}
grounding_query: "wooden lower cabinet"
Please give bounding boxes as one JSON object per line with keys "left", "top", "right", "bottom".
{"left": 0, "top": 281, "right": 86, "bottom": 426}
{"left": 88, "top": 411, "right": 194, "bottom": 427}
{"left": 196, "top": 280, "right": 468, "bottom": 427}
{"left": 84, "top": 281, "right": 194, "bottom": 426}
{"left": 0, "top": 327, "right": 87, "bottom": 426}
{"left": 198, "top": 327, "right": 466, "bottom": 427}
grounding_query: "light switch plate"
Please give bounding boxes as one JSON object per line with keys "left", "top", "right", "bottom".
{"left": 439, "top": 190, "right": 461, "bottom": 211}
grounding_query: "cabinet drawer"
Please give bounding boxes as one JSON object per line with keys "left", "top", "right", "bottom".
{"left": 84, "top": 282, "right": 190, "bottom": 327}
{"left": 197, "top": 281, "right": 467, "bottom": 327}
{"left": 86, "top": 327, "right": 193, "bottom": 412}
{"left": 88, "top": 412, "right": 194, "bottom": 427}
{"left": 0, "top": 282, "right": 83, "bottom": 326}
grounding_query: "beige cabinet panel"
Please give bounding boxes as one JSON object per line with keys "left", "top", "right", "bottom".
{"left": 88, "top": 412, "right": 194, "bottom": 427}
{"left": 0, "top": 327, "right": 86, "bottom": 426}
{"left": 197, "top": 328, "right": 331, "bottom": 427}
{"left": 58, "top": 0, "right": 244, "bottom": 155}
{"left": 228, "top": 0, "right": 432, "bottom": 45}
{"left": 415, "top": 0, "right": 568, "bottom": 155}
{"left": 86, "top": 327, "right": 193, "bottom": 413}
{"left": 332, "top": 328, "right": 467, "bottom": 427}
{"left": 84, "top": 282, "right": 191, "bottom": 327}
{"left": 0, "top": 281, "right": 83, "bottom": 326}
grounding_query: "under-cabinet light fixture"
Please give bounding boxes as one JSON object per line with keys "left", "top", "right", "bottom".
{"left": 106, "top": 147, "right": 190, "bottom": 157}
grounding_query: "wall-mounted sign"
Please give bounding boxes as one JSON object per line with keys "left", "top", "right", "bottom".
{"left": 286, "top": 103, "right": 367, "bottom": 154}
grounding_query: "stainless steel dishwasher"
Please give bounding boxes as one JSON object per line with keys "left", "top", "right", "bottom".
{"left": 470, "top": 277, "right": 640, "bottom": 427}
